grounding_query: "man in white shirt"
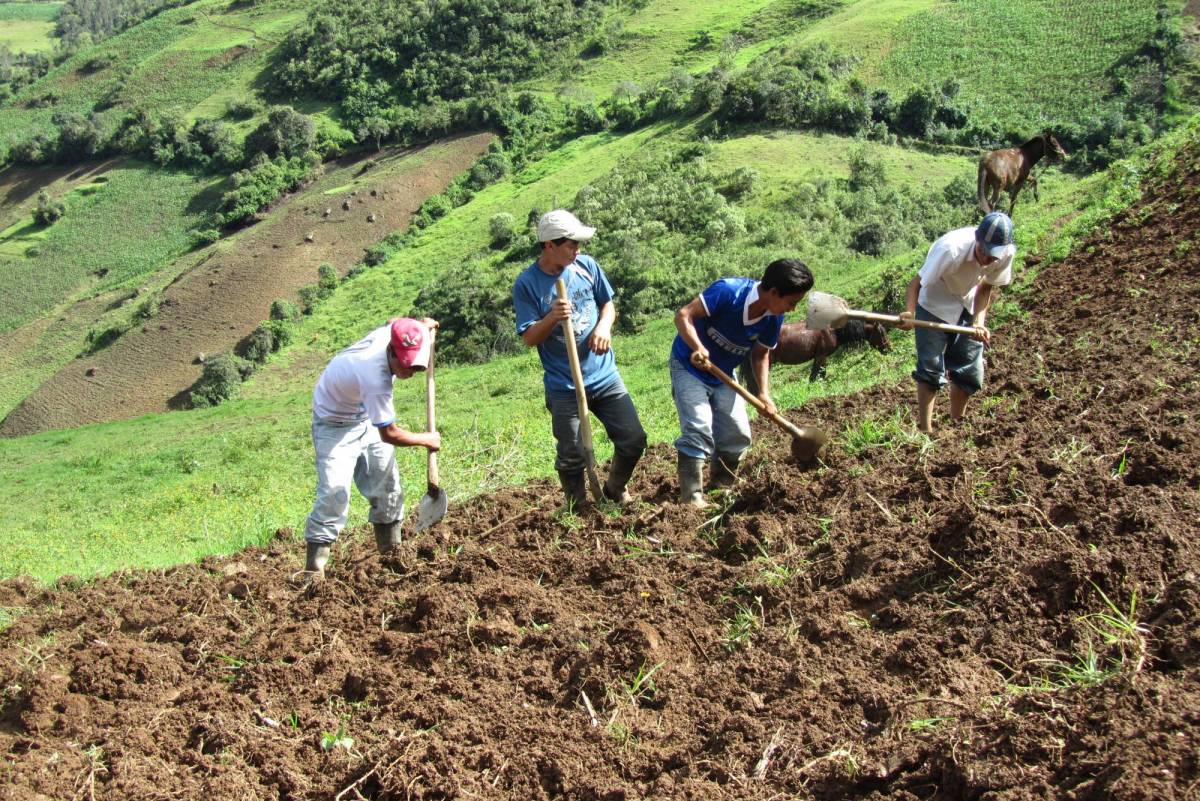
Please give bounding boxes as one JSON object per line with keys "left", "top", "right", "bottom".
{"left": 899, "top": 212, "right": 1015, "bottom": 433}
{"left": 303, "top": 317, "right": 441, "bottom": 577}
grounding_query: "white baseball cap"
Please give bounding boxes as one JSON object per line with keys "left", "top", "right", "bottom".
{"left": 537, "top": 209, "right": 596, "bottom": 243}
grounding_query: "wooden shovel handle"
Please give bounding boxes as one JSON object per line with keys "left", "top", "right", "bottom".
{"left": 849, "top": 309, "right": 978, "bottom": 337}
{"left": 691, "top": 354, "right": 810, "bottom": 442}
{"left": 425, "top": 327, "right": 439, "bottom": 489}
{"left": 556, "top": 279, "right": 605, "bottom": 502}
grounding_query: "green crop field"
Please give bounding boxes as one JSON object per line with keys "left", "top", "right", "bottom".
{"left": 0, "top": 2, "right": 60, "bottom": 53}
{"left": 800, "top": 0, "right": 1161, "bottom": 133}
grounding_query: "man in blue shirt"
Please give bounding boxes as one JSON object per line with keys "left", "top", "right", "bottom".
{"left": 672, "top": 259, "right": 814, "bottom": 506}
{"left": 513, "top": 210, "right": 647, "bottom": 509}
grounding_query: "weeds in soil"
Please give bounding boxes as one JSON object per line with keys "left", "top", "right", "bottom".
{"left": 1051, "top": 436, "right": 1091, "bottom": 471}
{"left": 619, "top": 532, "right": 676, "bottom": 559}
{"left": 1081, "top": 582, "right": 1149, "bottom": 673}
{"left": 613, "top": 661, "right": 664, "bottom": 706}
{"left": 320, "top": 719, "right": 357, "bottom": 754}
{"left": 722, "top": 596, "right": 763, "bottom": 652}
{"left": 1111, "top": 441, "right": 1131, "bottom": 479}
{"left": 907, "top": 716, "right": 950, "bottom": 732}
{"left": 841, "top": 409, "right": 932, "bottom": 458}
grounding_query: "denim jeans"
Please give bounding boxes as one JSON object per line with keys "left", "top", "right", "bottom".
{"left": 669, "top": 357, "right": 752, "bottom": 459}
{"left": 545, "top": 376, "right": 647, "bottom": 474}
{"left": 912, "top": 305, "right": 984, "bottom": 394}
{"left": 304, "top": 418, "right": 404, "bottom": 544}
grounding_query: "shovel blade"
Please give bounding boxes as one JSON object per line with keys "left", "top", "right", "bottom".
{"left": 415, "top": 486, "right": 448, "bottom": 532}
{"left": 790, "top": 426, "right": 830, "bottom": 463}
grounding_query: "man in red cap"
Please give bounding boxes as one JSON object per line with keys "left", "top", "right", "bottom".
{"left": 301, "top": 317, "right": 441, "bottom": 578}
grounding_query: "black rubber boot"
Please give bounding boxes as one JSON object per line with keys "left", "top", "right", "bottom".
{"left": 709, "top": 452, "right": 742, "bottom": 490}
{"left": 602, "top": 451, "right": 640, "bottom": 506}
{"left": 305, "top": 542, "right": 330, "bottom": 577}
{"left": 557, "top": 470, "right": 589, "bottom": 512}
{"left": 677, "top": 455, "right": 710, "bottom": 508}
{"left": 373, "top": 521, "right": 401, "bottom": 553}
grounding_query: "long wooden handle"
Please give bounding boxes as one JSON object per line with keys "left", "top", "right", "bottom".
{"left": 848, "top": 309, "right": 977, "bottom": 336}
{"left": 556, "top": 279, "right": 605, "bottom": 502}
{"left": 425, "top": 327, "right": 439, "bottom": 489}
{"left": 694, "top": 355, "right": 810, "bottom": 442}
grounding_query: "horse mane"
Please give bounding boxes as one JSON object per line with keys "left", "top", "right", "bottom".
{"left": 833, "top": 319, "right": 870, "bottom": 348}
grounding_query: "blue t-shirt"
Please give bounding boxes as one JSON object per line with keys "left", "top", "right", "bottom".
{"left": 513, "top": 254, "right": 619, "bottom": 393}
{"left": 671, "top": 278, "right": 783, "bottom": 385}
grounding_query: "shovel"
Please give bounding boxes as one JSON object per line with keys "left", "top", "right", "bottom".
{"left": 806, "top": 291, "right": 978, "bottom": 336}
{"left": 415, "top": 328, "right": 448, "bottom": 532}
{"left": 691, "top": 352, "right": 830, "bottom": 463}
{"left": 556, "top": 278, "right": 605, "bottom": 502}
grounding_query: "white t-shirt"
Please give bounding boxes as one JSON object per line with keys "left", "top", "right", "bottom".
{"left": 312, "top": 325, "right": 396, "bottom": 426}
{"left": 918, "top": 226, "right": 1014, "bottom": 324}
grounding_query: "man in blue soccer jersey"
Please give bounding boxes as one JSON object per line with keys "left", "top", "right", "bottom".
{"left": 512, "top": 210, "right": 647, "bottom": 510}
{"left": 671, "top": 259, "right": 814, "bottom": 506}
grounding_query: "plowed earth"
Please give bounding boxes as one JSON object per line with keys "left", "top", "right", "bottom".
{"left": 1, "top": 146, "right": 1198, "bottom": 799}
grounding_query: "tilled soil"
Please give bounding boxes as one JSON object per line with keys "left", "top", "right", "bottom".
{"left": 1, "top": 141, "right": 1198, "bottom": 799}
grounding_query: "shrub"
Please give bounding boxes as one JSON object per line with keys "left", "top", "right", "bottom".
{"left": 489, "top": 213, "right": 515, "bottom": 247}
{"left": 298, "top": 285, "right": 321, "bottom": 314}
{"left": 225, "top": 97, "right": 261, "bottom": 120}
{"left": 244, "top": 105, "right": 316, "bottom": 160}
{"left": 362, "top": 245, "right": 389, "bottom": 267}
{"left": 189, "top": 353, "right": 249, "bottom": 407}
{"left": 269, "top": 298, "right": 300, "bottom": 321}
{"left": 217, "top": 153, "right": 320, "bottom": 227}
{"left": 317, "top": 263, "right": 338, "bottom": 295}
{"left": 32, "top": 191, "right": 65, "bottom": 225}
{"left": 191, "top": 228, "right": 220, "bottom": 248}
{"left": 243, "top": 324, "right": 275, "bottom": 363}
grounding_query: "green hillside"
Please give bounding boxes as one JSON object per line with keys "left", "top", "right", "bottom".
{"left": 0, "top": 0, "right": 1194, "bottom": 582}
{"left": 0, "top": 2, "right": 61, "bottom": 53}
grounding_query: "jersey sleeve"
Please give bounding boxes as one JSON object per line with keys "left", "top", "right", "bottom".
{"left": 512, "top": 274, "right": 542, "bottom": 335}
{"left": 698, "top": 279, "right": 733, "bottom": 315}
{"left": 590, "top": 259, "right": 615, "bottom": 306}
{"left": 759, "top": 315, "right": 784, "bottom": 350}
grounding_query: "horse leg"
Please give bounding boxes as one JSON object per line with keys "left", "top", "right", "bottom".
{"left": 809, "top": 356, "right": 827, "bottom": 382}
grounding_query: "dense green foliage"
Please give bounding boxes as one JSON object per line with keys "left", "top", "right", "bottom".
{"left": 216, "top": 152, "right": 320, "bottom": 227}
{"left": 273, "top": 0, "right": 615, "bottom": 125}
{"left": 55, "top": 0, "right": 185, "bottom": 50}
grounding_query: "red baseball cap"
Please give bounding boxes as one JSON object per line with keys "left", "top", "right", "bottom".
{"left": 389, "top": 318, "right": 431, "bottom": 369}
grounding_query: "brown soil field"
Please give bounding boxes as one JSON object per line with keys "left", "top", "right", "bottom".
{"left": 0, "top": 142, "right": 1197, "bottom": 799}
{"left": 0, "top": 132, "right": 494, "bottom": 437}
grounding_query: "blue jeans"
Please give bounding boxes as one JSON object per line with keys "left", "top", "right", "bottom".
{"left": 545, "top": 376, "right": 646, "bottom": 473}
{"left": 304, "top": 419, "right": 404, "bottom": 544}
{"left": 670, "top": 357, "right": 752, "bottom": 459}
{"left": 912, "top": 305, "right": 984, "bottom": 394}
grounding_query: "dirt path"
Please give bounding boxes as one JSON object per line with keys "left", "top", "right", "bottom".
{"left": 0, "top": 133, "right": 494, "bottom": 436}
{"left": 0, "top": 136, "right": 1196, "bottom": 798}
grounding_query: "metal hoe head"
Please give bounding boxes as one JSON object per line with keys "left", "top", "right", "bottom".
{"left": 415, "top": 485, "right": 448, "bottom": 532}
{"left": 805, "top": 291, "right": 852, "bottom": 331}
{"left": 790, "top": 426, "right": 830, "bottom": 462}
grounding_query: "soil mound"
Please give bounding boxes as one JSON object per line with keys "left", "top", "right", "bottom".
{"left": 1, "top": 141, "right": 1198, "bottom": 798}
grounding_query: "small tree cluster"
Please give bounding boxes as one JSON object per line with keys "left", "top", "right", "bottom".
{"left": 32, "top": 191, "right": 65, "bottom": 226}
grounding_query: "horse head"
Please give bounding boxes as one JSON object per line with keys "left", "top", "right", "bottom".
{"left": 1044, "top": 131, "right": 1068, "bottom": 160}
{"left": 864, "top": 321, "right": 892, "bottom": 354}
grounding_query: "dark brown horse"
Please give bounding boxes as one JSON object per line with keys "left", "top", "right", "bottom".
{"left": 977, "top": 132, "right": 1067, "bottom": 218}
{"left": 739, "top": 320, "right": 891, "bottom": 394}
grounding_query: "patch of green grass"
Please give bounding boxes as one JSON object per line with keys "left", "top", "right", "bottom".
{"left": 0, "top": 3, "right": 61, "bottom": 53}
{"left": 0, "top": 164, "right": 221, "bottom": 335}
{"left": 866, "top": 0, "right": 1158, "bottom": 133}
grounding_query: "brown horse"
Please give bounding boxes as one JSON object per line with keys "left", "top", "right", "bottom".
{"left": 977, "top": 132, "right": 1067, "bottom": 218}
{"left": 739, "top": 320, "right": 892, "bottom": 394}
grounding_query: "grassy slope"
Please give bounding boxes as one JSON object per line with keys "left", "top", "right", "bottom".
{"left": 799, "top": 0, "right": 1160, "bottom": 132}
{"left": 0, "top": 2, "right": 60, "bottom": 53}
{"left": 0, "top": 0, "right": 307, "bottom": 147}
{"left": 0, "top": 126, "right": 1089, "bottom": 583}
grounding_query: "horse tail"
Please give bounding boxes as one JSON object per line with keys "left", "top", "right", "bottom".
{"left": 976, "top": 159, "right": 992, "bottom": 213}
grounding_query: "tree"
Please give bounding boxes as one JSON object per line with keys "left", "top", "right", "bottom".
{"left": 244, "top": 106, "right": 316, "bottom": 160}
